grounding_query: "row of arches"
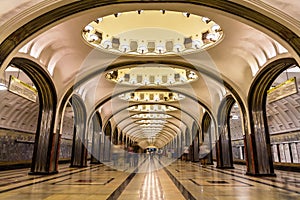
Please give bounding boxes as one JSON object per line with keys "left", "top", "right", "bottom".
{"left": 2, "top": 56, "right": 298, "bottom": 176}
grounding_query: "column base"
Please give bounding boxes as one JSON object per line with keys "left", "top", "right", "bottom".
{"left": 246, "top": 172, "right": 276, "bottom": 177}
{"left": 28, "top": 171, "right": 58, "bottom": 175}
{"left": 205, "top": 162, "right": 214, "bottom": 165}
{"left": 216, "top": 166, "right": 234, "bottom": 169}
{"left": 70, "top": 164, "right": 88, "bottom": 168}
{"left": 90, "top": 161, "right": 102, "bottom": 164}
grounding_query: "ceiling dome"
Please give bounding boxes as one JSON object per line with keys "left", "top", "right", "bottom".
{"left": 82, "top": 10, "right": 223, "bottom": 56}
{"left": 106, "top": 64, "right": 198, "bottom": 86}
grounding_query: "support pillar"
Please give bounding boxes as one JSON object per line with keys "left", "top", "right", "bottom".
{"left": 191, "top": 127, "right": 199, "bottom": 162}
{"left": 216, "top": 124, "right": 234, "bottom": 168}
{"left": 244, "top": 59, "right": 296, "bottom": 176}
{"left": 103, "top": 121, "right": 112, "bottom": 162}
{"left": 245, "top": 111, "right": 275, "bottom": 176}
{"left": 70, "top": 127, "right": 88, "bottom": 167}
{"left": 70, "top": 95, "right": 88, "bottom": 168}
{"left": 201, "top": 112, "right": 214, "bottom": 165}
{"left": 90, "top": 114, "right": 101, "bottom": 164}
{"left": 12, "top": 58, "right": 59, "bottom": 175}
{"left": 216, "top": 96, "right": 235, "bottom": 169}
{"left": 30, "top": 126, "right": 58, "bottom": 174}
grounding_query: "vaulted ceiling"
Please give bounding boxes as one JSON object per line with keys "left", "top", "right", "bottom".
{"left": 0, "top": 0, "right": 299, "bottom": 149}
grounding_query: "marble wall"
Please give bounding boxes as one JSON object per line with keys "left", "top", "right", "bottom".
{"left": 231, "top": 131, "right": 300, "bottom": 163}
{"left": 0, "top": 129, "right": 72, "bottom": 163}
{"left": 0, "top": 129, "right": 34, "bottom": 162}
{"left": 59, "top": 138, "right": 72, "bottom": 159}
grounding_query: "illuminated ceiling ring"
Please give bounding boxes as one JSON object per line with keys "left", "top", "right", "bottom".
{"left": 82, "top": 10, "right": 223, "bottom": 56}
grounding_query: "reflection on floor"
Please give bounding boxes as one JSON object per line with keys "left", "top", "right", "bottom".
{"left": 118, "top": 156, "right": 184, "bottom": 200}
{"left": 0, "top": 156, "right": 299, "bottom": 200}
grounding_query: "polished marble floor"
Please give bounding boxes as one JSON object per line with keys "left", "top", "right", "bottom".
{"left": 0, "top": 157, "right": 299, "bottom": 200}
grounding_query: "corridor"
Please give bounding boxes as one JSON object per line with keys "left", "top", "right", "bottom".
{"left": 0, "top": 1, "right": 300, "bottom": 200}
{"left": 0, "top": 157, "right": 299, "bottom": 200}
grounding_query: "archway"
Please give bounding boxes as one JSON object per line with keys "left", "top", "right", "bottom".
{"left": 184, "top": 127, "right": 191, "bottom": 161}
{"left": 201, "top": 112, "right": 214, "bottom": 165}
{"left": 90, "top": 112, "right": 102, "bottom": 164}
{"left": 248, "top": 57, "right": 298, "bottom": 175}
{"left": 70, "top": 94, "right": 88, "bottom": 167}
{"left": 229, "top": 103, "right": 245, "bottom": 163}
{"left": 113, "top": 128, "right": 119, "bottom": 145}
{"left": 216, "top": 95, "right": 235, "bottom": 169}
{"left": 266, "top": 65, "right": 300, "bottom": 165}
{"left": 190, "top": 122, "right": 200, "bottom": 162}
{"left": 8, "top": 58, "right": 58, "bottom": 174}
{"left": 59, "top": 102, "right": 74, "bottom": 164}
{"left": 103, "top": 121, "right": 112, "bottom": 162}
{"left": 0, "top": 64, "right": 39, "bottom": 170}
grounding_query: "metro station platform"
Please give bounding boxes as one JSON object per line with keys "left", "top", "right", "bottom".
{"left": 0, "top": 157, "right": 299, "bottom": 200}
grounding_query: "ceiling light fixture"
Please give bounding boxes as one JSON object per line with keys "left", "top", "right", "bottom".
{"left": 206, "top": 33, "right": 218, "bottom": 42}
{"left": 119, "top": 91, "right": 185, "bottom": 102}
{"left": 202, "top": 17, "right": 211, "bottom": 24}
{"left": 140, "top": 124, "right": 164, "bottom": 127}
{"left": 114, "top": 13, "right": 121, "bottom": 17}
{"left": 136, "top": 120, "right": 166, "bottom": 124}
{"left": 137, "top": 10, "right": 144, "bottom": 14}
{"left": 94, "top": 18, "right": 103, "bottom": 23}
{"left": 103, "top": 40, "right": 112, "bottom": 48}
{"left": 83, "top": 25, "right": 94, "bottom": 33}
{"left": 160, "top": 10, "right": 166, "bottom": 14}
{"left": 182, "top": 12, "right": 190, "bottom": 18}
{"left": 211, "top": 24, "right": 221, "bottom": 32}
{"left": 137, "top": 45, "right": 148, "bottom": 54}
{"left": 106, "top": 66, "right": 198, "bottom": 86}
{"left": 132, "top": 113, "right": 172, "bottom": 119}
{"left": 127, "top": 104, "right": 177, "bottom": 112}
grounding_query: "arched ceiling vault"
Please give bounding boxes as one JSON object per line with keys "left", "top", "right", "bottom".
{"left": 0, "top": 1, "right": 294, "bottom": 102}
{"left": 111, "top": 112, "right": 186, "bottom": 143}
{"left": 119, "top": 119, "right": 186, "bottom": 134}
{"left": 128, "top": 127, "right": 178, "bottom": 140}
{"left": 104, "top": 110, "right": 195, "bottom": 148}
{"left": 100, "top": 102, "right": 201, "bottom": 132}
{"left": 0, "top": 1, "right": 299, "bottom": 148}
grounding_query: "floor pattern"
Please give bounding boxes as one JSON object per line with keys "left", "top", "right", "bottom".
{"left": 0, "top": 157, "right": 299, "bottom": 200}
